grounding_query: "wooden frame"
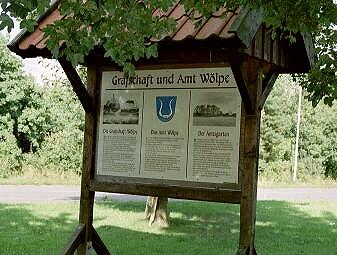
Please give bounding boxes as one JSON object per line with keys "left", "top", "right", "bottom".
{"left": 91, "top": 64, "right": 243, "bottom": 202}
{"left": 58, "top": 55, "right": 270, "bottom": 255}
{"left": 6, "top": 3, "right": 314, "bottom": 254}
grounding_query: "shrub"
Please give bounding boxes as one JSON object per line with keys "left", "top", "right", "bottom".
{"left": 0, "top": 119, "right": 22, "bottom": 176}
{"left": 323, "top": 155, "right": 337, "bottom": 180}
{"left": 33, "top": 128, "right": 84, "bottom": 175}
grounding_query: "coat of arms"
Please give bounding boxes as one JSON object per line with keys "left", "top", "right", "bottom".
{"left": 156, "top": 96, "right": 177, "bottom": 122}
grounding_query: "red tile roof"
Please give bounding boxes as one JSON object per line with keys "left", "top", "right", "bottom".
{"left": 11, "top": 1, "right": 239, "bottom": 52}
{"left": 7, "top": 1, "right": 314, "bottom": 73}
{"left": 151, "top": 2, "right": 239, "bottom": 42}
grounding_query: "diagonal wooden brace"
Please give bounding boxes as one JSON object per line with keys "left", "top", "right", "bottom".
{"left": 230, "top": 59, "right": 255, "bottom": 115}
{"left": 91, "top": 225, "right": 111, "bottom": 255}
{"left": 58, "top": 57, "right": 93, "bottom": 113}
{"left": 60, "top": 224, "right": 111, "bottom": 255}
{"left": 60, "top": 224, "right": 85, "bottom": 255}
{"left": 259, "top": 69, "right": 279, "bottom": 109}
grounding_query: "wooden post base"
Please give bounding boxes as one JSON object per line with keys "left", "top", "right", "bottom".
{"left": 145, "top": 196, "right": 169, "bottom": 227}
{"left": 235, "top": 246, "right": 257, "bottom": 255}
{"left": 60, "top": 224, "right": 110, "bottom": 255}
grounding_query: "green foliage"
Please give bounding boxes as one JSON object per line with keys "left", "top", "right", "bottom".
{"left": 42, "top": 0, "right": 176, "bottom": 75}
{"left": 323, "top": 155, "right": 337, "bottom": 180}
{"left": 30, "top": 80, "right": 84, "bottom": 175}
{"left": 1, "top": 0, "right": 337, "bottom": 91}
{"left": 0, "top": 36, "right": 84, "bottom": 176}
{"left": 0, "top": 36, "right": 48, "bottom": 176}
{"left": 260, "top": 75, "right": 337, "bottom": 182}
{"left": 0, "top": 116, "right": 22, "bottom": 176}
{"left": 298, "top": 26, "right": 337, "bottom": 106}
{"left": 260, "top": 75, "right": 297, "bottom": 181}
{"left": 0, "top": 37, "right": 22, "bottom": 80}
{"left": 35, "top": 128, "right": 83, "bottom": 175}
{"left": 0, "top": 1, "right": 336, "bottom": 180}
{"left": 0, "top": 72, "right": 52, "bottom": 151}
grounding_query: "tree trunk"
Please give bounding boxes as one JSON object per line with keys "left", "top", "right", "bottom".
{"left": 145, "top": 196, "right": 169, "bottom": 227}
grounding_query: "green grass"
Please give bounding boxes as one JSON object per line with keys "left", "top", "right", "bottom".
{"left": 0, "top": 171, "right": 81, "bottom": 185}
{"left": 2, "top": 174, "right": 336, "bottom": 188}
{"left": 0, "top": 200, "right": 336, "bottom": 255}
{"left": 258, "top": 176, "right": 337, "bottom": 188}
{"left": 1, "top": 169, "right": 336, "bottom": 187}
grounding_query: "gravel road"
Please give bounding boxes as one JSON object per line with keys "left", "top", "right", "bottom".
{"left": 1, "top": 185, "right": 337, "bottom": 203}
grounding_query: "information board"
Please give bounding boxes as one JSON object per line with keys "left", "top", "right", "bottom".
{"left": 96, "top": 67, "right": 241, "bottom": 184}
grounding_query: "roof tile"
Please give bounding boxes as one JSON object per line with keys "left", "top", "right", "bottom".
{"left": 17, "top": 3, "right": 239, "bottom": 51}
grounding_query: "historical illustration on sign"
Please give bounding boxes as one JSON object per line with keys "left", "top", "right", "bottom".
{"left": 102, "top": 93, "right": 140, "bottom": 125}
{"left": 96, "top": 67, "right": 241, "bottom": 184}
{"left": 97, "top": 90, "right": 143, "bottom": 177}
{"left": 192, "top": 92, "right": 237, "bottom": 127}
{"left": 187, "top": 89, "right": 241, "bottom": 183}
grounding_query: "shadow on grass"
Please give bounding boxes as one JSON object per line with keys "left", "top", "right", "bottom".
{"left": 0, "top": 203, "right": 79, "bottom": 255}
{"left": 255, "top": 201, "right": 337, "bottom": 255}
{"left": 0, "top": 200, "right": 336, "bottom": 255}
{"left": 95, "top": 199, "right": 337, "bottom": 255}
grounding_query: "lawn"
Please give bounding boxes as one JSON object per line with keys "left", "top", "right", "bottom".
{"left": 0, "top": 200, "right": 336, "bottom": 255}
{"left": 0, "top": 171, "right": 81, "bottom": 185}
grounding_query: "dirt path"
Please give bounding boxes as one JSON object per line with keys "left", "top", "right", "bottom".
{"left": 1, "top": 185, "right": 337, "bottom": 203}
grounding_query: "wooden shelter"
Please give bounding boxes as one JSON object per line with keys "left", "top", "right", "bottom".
{"left": 8, "top": 1, "right": 314, "bottom": 255}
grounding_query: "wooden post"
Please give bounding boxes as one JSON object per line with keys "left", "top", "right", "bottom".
{"left": 236, "top": 63, "right": 263, "bottom": 255}
{"left": 59, "top": 64, "right": 110, "bottom": 255}
{"left": 77, "top": 65, "right": 98, "bottom": 255}
{"left": 145, "top": 196, "right": 169, "bottom": 227}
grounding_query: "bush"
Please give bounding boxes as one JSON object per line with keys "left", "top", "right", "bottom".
{"left": 297, "top": 156, "right": 324, "bottom": 180}
{"left": 32, "top": 128, "right": 84, "bottom": 175}
{"left": 0, "top": 119, "right": 22, "bottom": 176}
{"left": 259, "top": 160, "right": 293, "bottom": 182}
{"left": 323, "top": 155, "right": 337, "bottom": 180}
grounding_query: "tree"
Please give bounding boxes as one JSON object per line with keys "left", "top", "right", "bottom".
{"left": 0, "top": 0, "right": 337, "bottom": 99}
{"left": 33, "top": 71, "right": 85, "bottom": 175}
{"left": 0, "top": 35, "right": 85, "bottom": 177}
{"left": 1, "top": 0, "right": 336, "bottom": 226}
{"left": 0, "top": 36, "right": 51, "bottom": 175}
{"left": 259, "top": 75, "right": 298, "bottom": 181}
{"left": 260, "top": 74, "right": 337, "bottom": 182}
{"left": 298, "top": 25, "right": 337, "bottom": 106}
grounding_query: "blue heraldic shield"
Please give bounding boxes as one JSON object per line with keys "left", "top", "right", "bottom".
{"left": 156, "top": 96, "right": 177, "bottom": 122}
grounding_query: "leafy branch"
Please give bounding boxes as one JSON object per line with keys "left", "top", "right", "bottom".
{"left": 1, "top": 0, "right": 337, "bottom": 104}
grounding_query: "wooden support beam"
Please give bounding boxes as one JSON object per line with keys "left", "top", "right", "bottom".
{"left": 59, "top": 224, "right": 85, "bottom": 255}
{"left": 77, "top": 65, "right": 99, "bottom": 254}
{"left": 58, "top": 57, "right": 93, "bottom": 113}
{"left": 230, "top": 60, "right": 255, "bottom": 115}
{"left": 91, "top": 226, "right": 111, "bottom": 255}
{"left": 237, "top": 114, "right": 260, "bottom": 254}
{"left": 235, "top": 64, "right": 262, "bottom": 255}
{"left": 90, "top": 178, "right": 241, "bottom": 204}
{"left": 259, "top": 70, "right": 279, "bottom": 109}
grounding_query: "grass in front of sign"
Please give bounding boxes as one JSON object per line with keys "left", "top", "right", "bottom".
{"left": 1, "top": 200, "right": 336, "bottom": 255}
{"left": 2, "top": 171, "right": 336, "bottom": 187}
{"left": 0, "top": 170, "right": 81, "bottom": 185}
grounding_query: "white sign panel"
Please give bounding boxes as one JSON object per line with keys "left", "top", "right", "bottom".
{"left": 96, "top": 67, "right": 241, "bottom": 184}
